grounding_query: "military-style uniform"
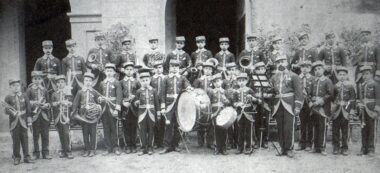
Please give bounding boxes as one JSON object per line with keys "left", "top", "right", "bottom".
{"left": 208, "top": 74, "right": 230, "bottom": 154}
{"left": 215, "top": 37, "right": 235, "bottom": 71}
{"left": 270, "top": 66, "right": 303, "bottom": 156}
{"left": 27, "top": 74, "right": 51, "bottom": 159}
{"left": 331, "top": 71, "right": 355, "bottom": 154}
{"left": 309, "top": 62, "right": 334, "bottom": 153}
{"left": 72, "top": 78, "right": 101, "bottom": 156}
{"left": 135, "top": 83, "right": 160, "bottom": 154}
{"left": 98, "top": 67, "right": 122, "bottom": 154}
{"left": 291, "top": 46, "right": 318, "bottom": 75}
{"left": 62, "top": 40, "right": 87, "bottom": 96}
{"left": 237, "top": 47, "right": 265, "bottom": 72}
{"left": 250, "top": 69, "right": 273, "bottom": 148}
{"left": 34, "top": 40, "right": 61, "bottom": 94}
{"left": 161, "top": 60, "right": 192, "bottom": 151}
{"left": 353, "top": 43, "right": 380, "bottom": 83}
{"left": 357, "top": 66, "right": 380, "bottom": 155}
{"left": 233, "top": 74, "right": 258, "bottom": 154}
{"left": 120, "top": 63, "right": 140, "bottom": 153}
{"left": 4, "top": 81, "right": 32, "bottom": 163}
{"left": 51, "top": 78, "right": 73, "bottom": 158}
{"left": 166, "top": 50, "right": 191, "bottom": 74}
{"left": 318, "top": 45, "right": 347, "bottom": 84}
{"left": 193, "top": 63, "right": 215, "bottom": 147}
{"left": 150, "top": 68, "right": 167, "bottom": 148}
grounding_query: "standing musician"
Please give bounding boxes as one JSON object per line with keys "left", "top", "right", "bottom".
{"left": 309, "top": 61, "right": 334, "bottom": 155}
{"left": 34, "top": 40, "right": 61, "bottom": 95}
{"left": 160, "top": 59, "right": 193, "bottom": 154}
{"left": 165, "top": 36, "right": 192, "bottom": 76}
{"left": 291, "top": 32, "right": 318, "bottom": 75}
{"left": 331, "top": 67, "right": 356, "bottom": 155}
{"left": 318, "top": 32, "right": 347, "bottom": 84}
{"left": 150, "top": 61, "right": 167, "bottom": 149}
{"left": 120, "top": 61, "right": 140, "bottom": 154}
{"left": 118, "top": 37, "right": 137, "bottom": 74}
{"left": 193, "top": 61, "right": 216, "bottom": 149}
{"left": 3, "top": 79, "right": 34, "bottom": 165}
{"left": 208, "top": 73, "right": 230, "bottom": 155}
{"left": 143, "top": 37, "right": 166, "bottom": 69}
{"left": 270, "top": 55, "right": 303, "bottom": 158}
{"left": 134, "top": 70, "right": 160, "bottom": 156}
{"left": 357, "top": 65, "right": 380, "bottom": 157}
{"left": 51, "top": 75, "right": 74, "bottom": 159}
{"left": 191, "top": 36, "right": 213, "bottom": 71}
{"left": 237, "top": 34, "right": 265, "bottom": 73}
{"left": 72, "top": 72, "right": 102, "bottom": 157}
{"left": 233, "top": 72, "right": 259, "bottom": 155}
{"left": 27, "top": 71, "right": 52, "bottom": 160}
{"left": 215, "top": 37, "right": 235, "bottom": 73}
{"left": 62, "top": 39, "right": 87, "bottom": 96}
{"left": 86, "top": 32, "right": 114, "bottom": 89}
{"left": 250, "top": 62, "right": 273, "bottom": 149}
{"left": 98, "top": 63, "right": 123, "bottom": 156}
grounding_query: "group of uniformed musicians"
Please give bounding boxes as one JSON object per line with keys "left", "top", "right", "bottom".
{"left": 3, "top": 29, "right": 380, "bottom": 165}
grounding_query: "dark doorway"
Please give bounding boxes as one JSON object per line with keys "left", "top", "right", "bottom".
{"left": 24, "top": 0, "right": 71, "bottom": 83}
{"left": 176, "top": 0, "right": 238, "bottom": 55}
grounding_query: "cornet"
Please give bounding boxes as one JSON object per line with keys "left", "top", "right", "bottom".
{"left": 32, "top": 97, "right": 46, "bottom": 114}
{"left": 1, "top": 101, "right": 18, "bottom": 116}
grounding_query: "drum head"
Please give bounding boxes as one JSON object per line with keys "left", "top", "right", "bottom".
{"left": 216, "top": 107, "right": 237, "bottom": 129}
{"left": 177, "top": 91, "right": 197, "bottom": 132}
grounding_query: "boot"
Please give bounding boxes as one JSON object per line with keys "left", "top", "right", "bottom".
{"left": 13, "top": 158, "right": 21, "bottom": 165}
{"left": 24, "top": 156, "right": 34, "bottom": 163}
{"left": 66, "top": 152, "right": 74, "bottom": 159}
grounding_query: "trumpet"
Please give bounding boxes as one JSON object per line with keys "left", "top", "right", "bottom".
{"left": 1, "top": 101, "right": 18, "bottom": 116}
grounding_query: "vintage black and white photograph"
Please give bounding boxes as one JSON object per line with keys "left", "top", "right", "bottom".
{"left": 0, "top": 0, "right": 380, "bottom": 172}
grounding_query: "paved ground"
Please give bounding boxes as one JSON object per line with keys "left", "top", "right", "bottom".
{"left": 0, "top": 127, "right": 379, "bottom": 173}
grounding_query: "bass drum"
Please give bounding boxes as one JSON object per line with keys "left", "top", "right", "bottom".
{"left": 177, "top": 89, "right": 210, "bottom": 132}
{"left": 216, "top": 107, "right": 237, "bottom": 129}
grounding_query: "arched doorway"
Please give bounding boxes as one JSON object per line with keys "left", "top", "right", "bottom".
{"left": 165, "top": 0, "right": 247, "bottom": 56}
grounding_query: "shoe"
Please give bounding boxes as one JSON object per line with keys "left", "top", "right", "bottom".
{"left": 220, "top": 150, "right": 229, "bottom": 155}
{"left": 333, "top": 148, "right": 339, "bottom": 155}
{"left": 42, "top": 154, "right": 52, "bottom": 160}
{"left": 206, "top": 145, "right": 213, "bottom": 150}
{"left": 253, "top": 144, "right": 259, "bottom": 149}
{"left": 214, "top": 150, "right": 220, "bottom": 155}
{"left": 341, "top": 149, "right": 349, "bottom": 156}
{"left": 82, "top": 151, "right": 89, "bottom": 157}
{"left": 173, "top": 147, "right": 181, "bottom": 152}
{"left": 368, "top": 151, "right": 376, "bottom": 157}
{"left": 148, "top": 148, "right": 153, "bottom": 155}
{"left": 357, "top": 148, "right": 367, "bottom": 156}
{"left": 24, "top": 157, "right": 34, "bottom": 163}
{"left": 244, "top": 148, "right": 253, "bottom": 155}
{"left": 235, "top": 149, "right": 243, "bottom": 155}
{"left": 132, "top": 147, "right": 137, "bottom": 153}
{"left": 262, "top": 143, "right": 268, "bottom": 149}
{"left": 286, "top": 150, "right": 294, "bottom": 158}
{"left": 88, "top": 150, "right": 95, "bottom": 157}
{"left": 321, "top": 150, "right": 327, "bottom": 156}
{"left": 295, "top": 145, "right": 305, "bottom": 151}
{"left": 304, "top": 147, "right": 311, "bottom": 152}
{"left": 138, "top": 150, "right": 148, "bottom": 156}
{"left": 13, "top": 158, "right": 20, "bottom": 165}
{"left": 115, "top": 149, "right": 121, "bottom": 156}
{"left": 310, "top": 148, "right": 319, "bottom": 153}
{"left": 159, "top": 148, "right": 173, "bottom": 154}
{"left": 59, "top": 152, "right": 66, "bottom": 158}
{"left": 33, "top": 153, "right": 40, "bottom": 160}
{"left": 102, "top": 151, "right": 113, "bottom": 156}
{"left": 66, "top": 152, "right": 74, "bottom": 159}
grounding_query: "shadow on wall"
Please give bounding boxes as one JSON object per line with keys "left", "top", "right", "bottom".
{"left": 357, "top": 0, "right": 380, "bottom": 14}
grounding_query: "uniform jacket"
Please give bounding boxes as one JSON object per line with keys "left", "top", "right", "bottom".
{"left": 232, "top": 86, "right": 257, "bottom": 121}
{"left": 191, "top": 48, "right": 213, "bottom": 66}
{"left": 207, "top": 87, "right": 230, "bottom": 117}
{"left": 150, "top": 74, "right": 166, "bottom": 103}
{"left": 34, "top": 55, "right": 62, "bottom": 75}
{"left": 62, "top": 54, "right": 86, "bottom": 79}
{"left": 237, "top": 48, "right": 265, "bottom": 68}
{"left": 352, "top": 44, "right": 380, "bottom": 81}
{"left": 4, "top": 92, "right": 31, "bottom": 130}
{"left": 270, "top": 70, "right": 304, "bottom": 117}
{"left": 120, "top": 76, "right": 140, "bottom": 116}
{"left": 358, "top": 79, "right": 380, "bottom": 119}
{"left": 98, "top": 78, "right": 123, "bottom": 114}
{"left": 166, "top": 50, "right": 192, "bottom": 70}
{"left": 26, "top": 84, "right": 51, "bottom": 122}
{"left": 193, "top": 75, "right": 214, "bottom": 91}
{"left": 51, "top": 89, "right": 73, "bottom": 125}
{"left": 291, "top": 46, "right": 318, "bottom": 74}
{"left": 214, "top": 50, "right": 235, "bottom": 68}
{"left": 310, "top": 76, "right": 334, "bottom": 118}
{"left": 332, "top": 81, "right": 355, "bottom": 120}
{"left": 161, "top": 73, "right": 191, "bottom": 115}
{"left": 143, "top": 50, "right": 166, "bottom": 68}
{"left": 135, "top": 86, "right": 160, "bottom": 123}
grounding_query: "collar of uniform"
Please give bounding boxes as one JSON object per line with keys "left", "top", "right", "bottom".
{"left": 97, "top": 45, "right": 107, "bottom": 50}
{"left": 195, "top": 48, "right": 206, "bottom": 53}
{"left": 121, "top": 50, "right": 133, "bottom": 54}
{"left": 13, "top": 92, "right": 22, "bottom": 97}
{"left": 153, "top": 74, "right": 165, "bottom": 78}
{"left": 172, "top": 49, "right": 185, "bottom": 55}
{"left": 104, "top": 77, "right": 115, "bottom": 83}
{"left": 123, "top": 76, "right": 135, "bottom": 81}
{"left": 238, "top": 86, "right": 249, "bottom": 91}
{"left": 362, "top": 42, "right": 373, "bottom": 48}
{"left": 31, "top": 83, "right": 44, "bottom": 90}
{"left": 82, "top": 87, "right": 92, "bottom": 92}
{"left": 168, "top": 72, "right": 181, "bottom": 78}
{"left": 317, "top": 75, "right": 327, "bottom": 81}
{"left": 148, "top": 48, "right": 160, "bottom": 54}
{"left": 200, "top": 75, "right": 212, "bottom": 80}
{"left": 325, "top": 44, "right": 337, "bottom": 50}
{"left": 42, "top": 54, "right": 54, "bottom": 60}
{"left": 141, "top": 86, "right": 153, "bottom": 90}
{"left": 68, "top": 53, "right": 79, "bottom": 59}
{"left": 299, "top": 72, "right": 311, "bottom": 79}
{"left": 218, "top": 50, "right": 231, "bottom": 55}
{"left": 214, "top": 87, "right": 224, "bottom": 92}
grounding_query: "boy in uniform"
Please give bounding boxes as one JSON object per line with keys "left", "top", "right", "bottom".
{"left": 165, "top": 36, "right": 192, "bottom": 75}
{"left": 214, "top": 37, "right": 235, "bottom": 72}
{"left": 143, "top": 37, "right": 166, "bottom": 69}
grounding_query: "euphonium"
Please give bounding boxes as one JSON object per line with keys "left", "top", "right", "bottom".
{"left": 87, "top": 53, "right": 97, "bottom": 62}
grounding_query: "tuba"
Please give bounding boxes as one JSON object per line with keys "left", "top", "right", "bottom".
{"left": 87, "top": 53, "right": 97, "bottom": 63}
{"left": 239, "top": 56, "right": 253, "bottom": 70}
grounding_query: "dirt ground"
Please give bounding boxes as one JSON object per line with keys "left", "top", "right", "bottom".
{"left": 0, "top": 128, "right": 379, "bottom": 173}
